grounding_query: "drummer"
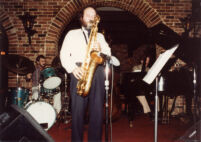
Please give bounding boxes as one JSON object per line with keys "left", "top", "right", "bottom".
{"left": 27, "top": 55, "right": 61, "bottom": 114}
{"left": 32, "top": 55, "right": 46, "bottom": 99}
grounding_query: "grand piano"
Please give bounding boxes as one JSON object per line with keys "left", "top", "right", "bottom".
{"left": 121, "top": 23, "right": 200, "bottom": 121}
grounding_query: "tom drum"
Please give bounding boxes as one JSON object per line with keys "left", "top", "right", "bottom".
{"left": 41, "top": 67, "right": 61, "bottom": 89}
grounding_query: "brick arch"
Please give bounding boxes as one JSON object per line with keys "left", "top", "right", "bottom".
{"left": 0, "top": 11, "right": 19, "bottom": 53}
{"left": 45, "top": 0, "right": 162, "bottom": 54}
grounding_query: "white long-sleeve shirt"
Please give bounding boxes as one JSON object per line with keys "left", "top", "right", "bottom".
{"left": 60, "top": 28, "right": 111, "bottom": 73}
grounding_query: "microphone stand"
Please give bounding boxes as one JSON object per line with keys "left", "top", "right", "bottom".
{"left": 105, "top": 59, "right": 110, "bottom": 142}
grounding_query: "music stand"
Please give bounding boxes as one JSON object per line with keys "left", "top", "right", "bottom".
{"left": 143, "top": 44, "right": 179, "bottom": 142}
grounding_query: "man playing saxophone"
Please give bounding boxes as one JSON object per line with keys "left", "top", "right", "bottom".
{"left": 60, "top": 6, "right": 111, "bottom": 142}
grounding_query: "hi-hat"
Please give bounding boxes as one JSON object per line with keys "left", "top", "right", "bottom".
{"left": 4, "top": 54, "right": 35, "bottom": 75}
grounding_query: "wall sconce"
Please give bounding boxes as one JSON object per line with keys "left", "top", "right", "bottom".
{"left": 18, "top": 12, "right": 37, "bottom": 45}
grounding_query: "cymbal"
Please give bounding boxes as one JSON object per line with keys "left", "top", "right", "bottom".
{"left": 4, "top": 54, "right": 35, "bottom": 75}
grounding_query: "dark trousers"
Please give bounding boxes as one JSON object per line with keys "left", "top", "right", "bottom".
{"left": 70, "top": 66, "right": 105, "bottom": 142}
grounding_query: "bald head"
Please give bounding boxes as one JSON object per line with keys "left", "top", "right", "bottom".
{"left": 83, "top": 7, "right": 96, "bottom": 15}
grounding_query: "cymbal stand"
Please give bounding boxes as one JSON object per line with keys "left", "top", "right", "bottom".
{"left": 16, "top": 64, "right": 20, "bottom": 88}
{"left": 57, "top": 73, "right": 71, "bottom": 126}
{"left": 63, "top": 73, "right": 71, "bottom": 123}
{"left": 16, "top": 73, "right": 19, "bottom": 87}
{"left": 16, "top": 65, "right": 21, "bottom": 107}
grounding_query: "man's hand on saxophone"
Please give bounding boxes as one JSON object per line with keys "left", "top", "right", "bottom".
{"left": 72, "top": 67, "right": 84, "bottom": 80}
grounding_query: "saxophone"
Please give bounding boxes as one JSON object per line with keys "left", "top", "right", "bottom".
{"left": 76, "top": 15, "right": 104, "bottom": 96}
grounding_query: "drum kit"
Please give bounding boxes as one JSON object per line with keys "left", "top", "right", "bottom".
{"left": 5, "top": 55, "right": 70, "bottom": 130}
{"left": 5, "top": 54, "right": 35, "bottom": 109}
{"left": 25, "top": 66, "right": 62, "bottom": 130}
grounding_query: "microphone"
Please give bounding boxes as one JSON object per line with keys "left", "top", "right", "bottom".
{"left": 99, "top": 53, "right": 120, "bottom": 67}
{"left": 110, "top": 56, "right": 120, "bottom": 67}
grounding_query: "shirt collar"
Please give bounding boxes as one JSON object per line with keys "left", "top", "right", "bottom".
{"left": 82, "top": 26, "right": 87, "bottom": 32}
{"left": 82, "top": 26, "right": 91, "bottom": 33}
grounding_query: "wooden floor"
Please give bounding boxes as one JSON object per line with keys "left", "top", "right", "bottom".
{"left": 47, "top": 113, "right": 193, "bottom": 142}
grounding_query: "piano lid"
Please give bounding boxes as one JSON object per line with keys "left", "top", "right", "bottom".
{"left": 149, "top": 23, "right": 201, "bottom": 64}
{"left": 149, "top": 23, "right": 181, "bottom": 49}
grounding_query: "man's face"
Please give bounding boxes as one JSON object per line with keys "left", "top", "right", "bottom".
{"left": 81, "top": 7, "right": 96, "bottom": 29}
{"left": 38, "top": 58, "right": 46, "bottom": 68}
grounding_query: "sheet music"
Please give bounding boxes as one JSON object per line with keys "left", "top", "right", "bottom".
{"left": 143, "top": 44, "right": 179, "bottom": 84}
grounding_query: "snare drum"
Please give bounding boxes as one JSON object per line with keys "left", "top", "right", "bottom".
{"left": 25, "top": 101, "right": 56, "bottom": 130}
{"left": 8, "top": 87, "right": 29, "bottom": 108}
{"left": 40, "top": 87, "right": 60, "bottom": 97}
{"left": 41, "top": 67, "right": 61, "bottom": 89}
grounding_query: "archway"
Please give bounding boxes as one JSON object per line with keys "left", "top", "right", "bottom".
{"left": 45, "top": 0, "right": 162, "bottom": 53}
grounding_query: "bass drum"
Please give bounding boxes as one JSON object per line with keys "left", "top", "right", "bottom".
{"left": 25, "top": 101, "right": 56, "bottom": 131}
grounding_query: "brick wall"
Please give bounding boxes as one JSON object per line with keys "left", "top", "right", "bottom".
{"left": 0, "top": 0, "right": 196, "bottom": 88}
